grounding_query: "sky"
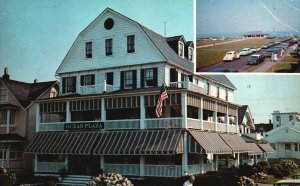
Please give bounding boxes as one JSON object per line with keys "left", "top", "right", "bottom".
{"left": 227, "top": 74, "right": 300, "bottom": 124}
{"left": 0, "top": 0, "right": 194, "bottom": 83}
{"left": 197, "top": 0, "right": 300, "bottom": 37}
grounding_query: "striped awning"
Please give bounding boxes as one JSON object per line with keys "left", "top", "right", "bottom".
{"left": 93, "top": 130, "right": 184, "bottom": 155}
{"left": 188, "top": 131, "right": 232, "bottom": 154}
{"left": 247, "top": 143, "right": 263, "bottom": 155}
{"left": 258, "top": 143, "right": 275, "bottom": 153}
{"left": 219, "top": 133, "right": 250, "bottom": 153}
{"left": 25, "top": 131, "right": 100, "bottom": 155}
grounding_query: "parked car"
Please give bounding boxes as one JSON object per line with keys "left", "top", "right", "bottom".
{"left": 292, "top": 173, "right": 300, "bottom": 179}
{"left": 223, "top": 51, "right": 240, "bottom": 61}
{"left": 263, "top": 48, "right": 279, "bottom": 57}
{"left": 247, "top": 54, "right": 265, "bottom": 65}
{"left": 239, "top": 48, "right": 252, "bottom": 56}
{"left": 261, "top": 43, "right": 270, "bottom": 49}
{"left": 249, "top": 46, "right": 261, "bottom": 53}
{"left": 274, "top": 179, "right": 300, "bottom": 186}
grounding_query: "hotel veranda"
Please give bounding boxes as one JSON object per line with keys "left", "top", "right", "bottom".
{"left": 24, "top": 8, "right": 273, "bottom": 181}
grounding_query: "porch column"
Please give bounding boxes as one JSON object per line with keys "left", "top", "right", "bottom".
{"left": 201, "top": 158, "right": 204, "bottom": 173}
{"left": 182, "top": 131, "right": 188, "bottom": 175}
{"left": 216, "top": 154, "right": 219, "bottom": 171}
{"left": 140, "top": 155, "right": 145, "bottom": 177}
{"left": 100, "top": 155, "right": 104, "bottom": 170}
{"left": 6, "top": 109, "right": 10, "bottom": 134}
{"left": 140, "top": 96, "right": 145, "bottom": 129}
{"left": 6, "top": 144, "right": 10, "bottom": 168}
{"left": 214, "top": 102, "right": 217, "bottom": 131}
{"left": 226, "top": 105, "right": 229, "bottom": 133}
{"left": 101, "top": 98, "right": 106, "bottom": 122}
{"left": 181, "top": 92, "right": 187, "bottom": 128}
{"left": 66, "top": 101, "right": 71, "bottom": 122}
{"left": 237, "top": 153, "right": 240, "bottom": 167}
{"left": 65, "top": 155, "right": 68, "bottom": 170}
{"left": 36, "top": 104, "right": 40, "bottom": 132}
{"left": 235, "top": 109, "right": 239, "bottom": 133}
{"left": 200, "top": 97, "right": 203, "bottom": 130}
{"left": 34, "top": 154, "right": 38, "bottom": 172}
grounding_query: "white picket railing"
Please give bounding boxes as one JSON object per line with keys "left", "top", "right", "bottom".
{"left": 145, "top": 118, "right": 182, "bottom": 129}
{"left": 169, "top": 81, "right": 207, "bottom": 94}
{"left": 187, "top": 118, "right": 201, "bottom": 129}
{"left": 105, "top": 119, "right": 140, "bottom": 129}
{"left": 36, "top": 162, "right": 65, "bottom": 173}
{"left": 104, "top": 163, "right": 140, "bottom": 176}
{"left": 79, "top": 82, "right": 114, "bottom": 95}
{"left": 144, "top": 164, "right": 182, "bottom": 177}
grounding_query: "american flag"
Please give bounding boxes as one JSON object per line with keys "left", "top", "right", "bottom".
{"left": 155, "top": 84, "right": 168, "bottom": 117}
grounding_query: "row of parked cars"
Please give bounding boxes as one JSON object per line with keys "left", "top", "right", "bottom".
{"left": 274, "top": 173, "right": 300, "bottom": 186}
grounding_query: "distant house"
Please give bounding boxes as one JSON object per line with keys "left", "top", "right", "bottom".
{"left": 264, "top": 111, "right": 300, "bottom": 160}
{"left": 242, "top": 31, "right": 269, "bottom": 38}
{"left": 254, "top": 122, "right": 274, "bottom": 137}
{"left": 238, "top": 105, "right": 255, "bottom": 134}
{"left": 0, "top": 68, "right": 58, "bottom": 175}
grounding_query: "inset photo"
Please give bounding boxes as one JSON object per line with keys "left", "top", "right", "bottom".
{"left": 196, "top": 0, "right": 300, "bottom": 73}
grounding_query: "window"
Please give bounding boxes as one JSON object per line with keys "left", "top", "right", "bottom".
{"left": 285, "top": 144, "right": 291, "bottom": 150}
{"left": 179, "top": 42, "right": 184, "bottom": 57}
{"left": 188, "top": 47, "right": 193, "bottom": 61}
{"left": 125, "top": 71, "right": 133, "bottom": 89}
{"left": 0, "top": 150, "right": 6, "bottom": 159}
{"left": 217, "top": 87, "right": 220, "bottom": 98}
{"left": 145, "top": 68, "right": 154, "bottom": 87}
{"left": 206, "top": 83, "right": 210, "bottom": 95}
{"left": 0, "top": 89, "right": 7, "bottom": 101}
{"left": 289, "top": 115, "right": 293, "bottom": 121}
{"left": 0, "top": 110, "right": 7, "bottom": 124}
{"left": 127, "top": 35, "right": 135, "bottom": 53}
{"left": 62, "top": 76, "right": 76, "bottom": 94}
{"left": 105, "top": 38, "right": 113, "bottom": 55}
{"left": 10, "top": 110, "right": 15, "bottom": 125}
{"left": 106, "top": 72, "right": 113, "bottom": 85}
{"left": 295, "top": 143, "right": 299, "bottom": 151}
{"left": 85, "top": 42, "right": 92, "bottom": 58}
{"left": 80, "top": 74, "right": 95, "bottom": 86}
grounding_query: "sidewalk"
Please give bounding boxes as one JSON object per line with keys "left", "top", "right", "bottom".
{"left": 251, "top": 61, "right": 277, "bottom": 72}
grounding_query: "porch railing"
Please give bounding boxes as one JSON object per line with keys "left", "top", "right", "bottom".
{"left": 145, "top": 118, "right": 182, "bottom": 129}
{"left": 203, "top": 121, "right": 215, "bottom": 131}
{"left": 217, "top": 123, "right": 227, "bottom": 132}
{"left": 187, "top": 118, "right": 201, "bottom": 129}
{"left": 36, "top": 162, "right": 65, "bottom": 173}
{"left": 104, "top": 163, "right": 140, "bottom": 176}
{"left": 40, "top": 122, "right": 65, "bottom": 131}
{"left": 228, "top": 125, "right": 237, "bottom": 133}
{"left": 188, "top": 164, "right": 201, "bottom": 174}
{"left": 169, "top": 81, "right": 207, "bottom": 94}
{"left": 203, "top": 163, "right": 214, "bottom": 172}
{"left": 145, "top": 164, "right": 182, "bottom": 177}
{"left": 105, "top": 119, "right": 140, "bottom": 129}
{"left": 79, "top": 82, "right": 114, "bottom": 95}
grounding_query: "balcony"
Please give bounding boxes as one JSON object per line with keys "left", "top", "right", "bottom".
{"left": 203, "top": 121, "right": 215, "bottom": 131}
{"left": 169, "top": 81, "right": 207, "bottom": 95}
{"left": 228, "top": 125, "right": 237, "bottom": 133}
{"left": 145, "top": 118, "right": 181, "bottom": 129}
{"left": 217, "top": 123, "right": 227, "bottom": 132}
{"left": 79, "top": 82, "right": 113, "bottom": 95}
{"left": 187, "top": 118, "right": 201, "bottom": 129}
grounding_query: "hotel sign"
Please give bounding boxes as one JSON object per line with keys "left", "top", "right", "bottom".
{"left": 64, "top": 122, "right": 104, "bottom": 130}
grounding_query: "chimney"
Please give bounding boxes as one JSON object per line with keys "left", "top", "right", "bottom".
{"left": 269, "top": 119, "right": 272, "bottom": 124}
{"left": 2, "top": 67, "right": 9, "bottom": 80}
{"left": 34, "top": 79, "right": 38, "bottom": 83}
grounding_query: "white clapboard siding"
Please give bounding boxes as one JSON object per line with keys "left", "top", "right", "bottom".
{"left": 57, "top": 10, "right": 165, "bottom": 74}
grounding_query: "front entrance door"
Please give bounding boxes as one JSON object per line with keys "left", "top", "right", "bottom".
{"left": 68, "top": 155, "right": 100, "bottom": 176}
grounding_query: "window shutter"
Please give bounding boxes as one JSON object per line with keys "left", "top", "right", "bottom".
{"left": 133, "top": 70, "right": 137, "bottom": 89}
{"left": 189, "top": 75, "right": 193, "bottom": 82}
{"left": 91, "top": 74, "right": 95, "bottom": 85}
{"left": 62, "top": 77, "right": 66, "bottom": 94}
{"left": 140, "top": 69, "right": 145, "bottom": 88}
{"left": 80, "top": 76, "right": 84, "bottom": 86}
{"left": 120, "top": 71, "right": 124, "bottom": 90}
{"left": 72, "top": 77, "right": 77, "bottom": 93}
{"left": 153, "top": 68, "right": 158, "bottom": 87}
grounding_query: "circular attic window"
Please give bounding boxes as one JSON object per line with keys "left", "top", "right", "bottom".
{"left": 104, "top": 18, "right": 114, "bottom": 30}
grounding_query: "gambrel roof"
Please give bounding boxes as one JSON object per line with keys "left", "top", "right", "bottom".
{"left": 56, "top": 8, "right": 194, "bottom": 74}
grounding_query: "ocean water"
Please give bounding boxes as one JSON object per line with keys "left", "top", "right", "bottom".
{"left": 197, "top": 31, "right": 300, "bottom": 39}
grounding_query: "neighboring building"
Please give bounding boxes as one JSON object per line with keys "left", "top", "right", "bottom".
{"left": 254, "top": 122, "right": 273, "bottom": 137}
{"left": 264, "top": 111, "right": 300, "bottom": 160}
{"left": 272, "top": 111, "right": 300, "bottom": 128}
{"left": 0, "top": 68, "right": 58, "bottom": 175}
{"left": 25, "top": 8, "right": 259, "bottom": 181}
{"left": 238, "top": 105, "right": 255, "bottom": 134}
{"left": 242, "top": 31, "right": 269, "bottom": 38}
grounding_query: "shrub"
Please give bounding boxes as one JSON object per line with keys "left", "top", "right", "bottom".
{"left": 237, "top": 176, "right": 255, "bottom": 186}
{"left": 88, "top": 172, "right": 133, "bottom": 186}
{"left": 0, "top": 167, "right": 13, "bottom": 186}
{"left": 238, "top": 164, "right": 256, "bottom": 177}
{"left": 279, "top": 160, "right": 298, "bottom": 172}
{"left": 250, "top": 172, "right": 268, "bottom": 183}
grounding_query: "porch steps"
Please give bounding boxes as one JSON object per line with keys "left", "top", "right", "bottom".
{"left": 58, "top": 175, "right": 93, "bottom": 186}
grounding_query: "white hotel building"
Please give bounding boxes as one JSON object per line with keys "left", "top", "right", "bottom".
{"left": 24, "top": 8, "right": 272, "bottom": 182}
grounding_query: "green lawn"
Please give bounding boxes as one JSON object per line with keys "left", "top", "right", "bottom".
{"left": 280, "top": 53, "right": 300, "bottom": 63}
{"left": 196, "top": 39, "right": 234, "bottom": 46}
{"left": 197, "top": 38, "right": 277, "bottom": 69}
{"left": 266, "top": 168, "right": 300, "bottom": 184}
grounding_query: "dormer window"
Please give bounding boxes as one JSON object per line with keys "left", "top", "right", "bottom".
{"left": 0, "top": 88, "right": 7, "bottom": 101}
{"left": 85, "top": 42, "right": 92, "bottom": 58}
{"left": 178, "top": 41, "right": 184, "bottom": 58}
{"left": 127, "top": 35, "right": 135, "bottom": 53}
{"left": 188, "top": 47, "right": 193, "bottom": 62}
{"left": 62, "top": 76, "right": 76, "bottom": 94}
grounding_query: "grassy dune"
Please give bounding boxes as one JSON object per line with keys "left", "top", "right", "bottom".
{"left": 197, "top": 38, "right": 277, "bottom": 69}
